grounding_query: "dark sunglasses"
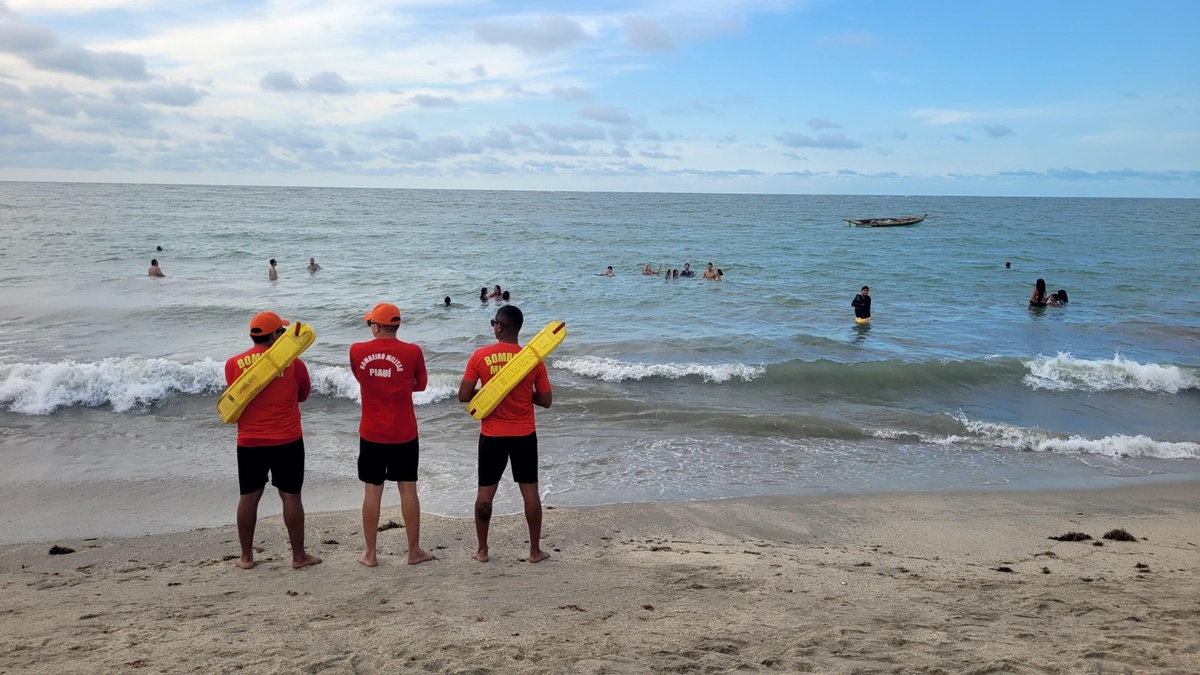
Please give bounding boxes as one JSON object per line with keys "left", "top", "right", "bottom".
{"left": 490, "top": 319, "right": 507, "bottom": 328}
{"left": 275, "top": 327, "right": 286, "bottom": 335}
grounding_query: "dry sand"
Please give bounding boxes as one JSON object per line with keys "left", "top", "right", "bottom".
{"left": 1, "top": 481, "right": 1197, "bottom": 674}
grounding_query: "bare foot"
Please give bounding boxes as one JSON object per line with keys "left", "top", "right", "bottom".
{"left": 471, "top": 549, "right": 489, "bottom": 562}
{"left": 292, "top": 553, "right": 322, "bottom": 569}
{"left": 358, "top": 554, "right": 378, "bottom": 567}
{"left": 408, "top": 548, "right": 436, "bottom": 565}
{"left": 236, "top": 556, "right": 255, "bottom": 570}
{"left": 528, "top": 550, "right": 550, "bottom": 564}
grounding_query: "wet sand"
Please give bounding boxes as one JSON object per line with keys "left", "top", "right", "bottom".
{"left": 1, "top": 482, "right": 1197, "bottom": 674}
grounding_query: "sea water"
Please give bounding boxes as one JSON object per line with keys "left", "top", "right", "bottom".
{"left": 0, "top": 182, "right": 1197, "bottom": 543}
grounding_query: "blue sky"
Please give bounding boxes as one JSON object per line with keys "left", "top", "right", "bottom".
{"left": 0, "top": 0, "right": 1196, "bottom": 196}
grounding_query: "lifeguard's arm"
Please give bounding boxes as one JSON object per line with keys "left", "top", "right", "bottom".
{"left": 295, "top": 360, "right": 311, "bottom": 402}
{"left": 457, "top": 355, "right": 479, "bottom": 403}
{"left": 457, "top": 376, "right": 477, "bottom": 403}
{"left": 413, "top": 349, "right": 428, "bottom": 392}
{"left": 224, "top": 359, "right": 239, "bottom": 386}
{"left": 532, "top": 363, "right": 552, "bottom": 409}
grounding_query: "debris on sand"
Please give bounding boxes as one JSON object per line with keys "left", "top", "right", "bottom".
{"left": 1049, "top": 532, "right": 1091, "bottom": 542}
{"left": 1102, "top": 528, "right": 1137, "bottom": 542}
{"left": 378, "top": 520, "right": 403, "bottom": 532}
{"left": 48, "top": 545, "right": 75, "bottom": 555}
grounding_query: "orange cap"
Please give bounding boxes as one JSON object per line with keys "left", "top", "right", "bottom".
{"left": 249, "top": 311, "right": 290, "bottom": 335}
{"left": 363, "top": 302, "right": 401, "bottom": 327}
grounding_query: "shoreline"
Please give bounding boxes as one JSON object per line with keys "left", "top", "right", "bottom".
{"left": 2, "top": 482, "right": 1197, "bottom": 673}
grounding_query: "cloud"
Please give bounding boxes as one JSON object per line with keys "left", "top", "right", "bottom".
{"left": 0, "top": 22, "right": 149, "bottom": 80}
{"left": 1043, "top": 168, "right": 1200, "bottom": 181}
{"left": 983, "top": 124, "right": 1014, "bottom": 138}
{"left": 410, "top": 94, "right": 457, "bottom": 108}
{"left": 552, "top": 86, "right": 590, "bottom": 103}
{"left": 580, "top": 104, "right": 632, "bottom": 125}
{"left": 306, "top": 71, "right": 353, "bottom": 95}
{"left": 473, "top": 14, "right": 586, "bottom": 55}
{"left": 0, "top": 131, "right": 128, "bottom": 170}
{"left": 953, "top": 134, "right": 971, "bottom": 142}
{"left": 890, "top": 129, "right": 907, "bottom": 140}
{"left": 260, "top": 70, "right": 301, "bottom": 92}
{"left": 260, "top": 70, "right": 355, "bottom": 94}
{"left": 361, "top": 126, "right": 419, "bottom": 140}
{"left": 660, "top": 96, "right": 751, "bottom": 116}
{"left": 779, "top": 132, "right": 862, "bottom": 150}
{"left": 113, "top": 83, "right": 207, "bottom": 107}
{"left": 471, "top": 65, "right": 487, "bottom": 78}
{"left": 807, "top": 117, "right": 840, "bottom": 130}
{"left": 623, "top": 16, "right": 673, "bottom": 51}
{"left": 640, "top": 150, "right": 679, "bottom": 160}
{"left": 0, "top": 110, "right": 32, "bottom": 134}
{"left": 538, "top": 122, "right": 605, "bottom": 141}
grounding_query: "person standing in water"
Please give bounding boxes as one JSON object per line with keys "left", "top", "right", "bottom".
{"left": 852, "top": 286, "right": 871, "bottom": 321}
{"left": 148, "top": 259, "right": 165, "bottom": 277}
{"left": 457, "top": 305, "right": 552, "bottom": 564}
{"left": 1030, "top": 279, "right": 1049, "bottom": 307}
{"left": 269, "top": 259, "right": 279, "bottom": 281}
{"left": 307, "top": 258, "right": 321, "bottom": 273}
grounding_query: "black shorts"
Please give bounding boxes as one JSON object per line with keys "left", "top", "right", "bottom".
{"left": 358, "top": 437, "right": 420, "bottom": 484}
{"left": 237, "top": 438, "right": 304, "bottom": 495}
{"left": 478, "top": 432, "right": 538, "bottom": 486}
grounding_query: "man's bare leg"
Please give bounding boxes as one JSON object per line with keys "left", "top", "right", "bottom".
{"left": 359, "top": 483, "right": 384, "bottom": 567}
{"left": 398, "top": 481, "right": 435, "bottom": 564}
{"left": 280, "top": 491, "right": 322, "bottom": 569}
{"left": 518, "top": 482, "right": 549, "bottom": 563}
{"left": 472, "top": 484, "right": 499, "bottom": 562}
{"left": 236, "top": 489, "right": 264, "bottom": 569}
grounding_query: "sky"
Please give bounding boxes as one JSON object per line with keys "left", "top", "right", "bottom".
{"left": 0, "top": 0, "right": 1197, "bottom": 197}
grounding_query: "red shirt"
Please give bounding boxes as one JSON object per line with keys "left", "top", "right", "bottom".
{"left": 350, "top": 337, "right": 427, "bottom": 444}
{"left": 463, "top": 341, "right": 550, "bottom": 437}
{"left": 224, "top": 346, "right": 310, "bottom": 446}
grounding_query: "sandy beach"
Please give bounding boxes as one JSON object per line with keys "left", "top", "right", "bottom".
{"left": 1, "top": 482, "right": 1197, "bottom": 674}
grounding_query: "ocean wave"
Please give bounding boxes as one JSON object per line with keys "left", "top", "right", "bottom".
{"left": 554, "top": 356, "right": 765, "bottom": 383}
{"left": 0, "top": 359, "right": 460, "bottom": 414}
{"left": 0, "top": 357, "right": 225, "bottom": 415}
{"left": 1023, "top": 352, "right": 1199, "bottom": 393}
{"left": 935, "top": 414, "right": 1198, "bottom": 460}
{"left": 308, "top": 366, "right": 459, "bottom": 406}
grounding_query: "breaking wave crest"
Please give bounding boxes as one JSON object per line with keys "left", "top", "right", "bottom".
{"left": 868, "top": 414, "right": 1199, "bottom": 460}
{"left": 0, "top": 359, "right": 459, "bottom": 414}
{"left": 1023, "top": 352, "right": 1199, "bottom": 393}
{"left": 554, "top": 356, "right": 765, "bottom": 383}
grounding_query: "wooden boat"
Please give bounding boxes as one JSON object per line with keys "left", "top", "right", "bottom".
{"left": 844, "top": 213, "right": 926, "bottom": 227}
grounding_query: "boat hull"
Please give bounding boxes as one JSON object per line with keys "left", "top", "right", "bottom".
{"left": 845, "top": 214, "right": 926, "bottom": 227}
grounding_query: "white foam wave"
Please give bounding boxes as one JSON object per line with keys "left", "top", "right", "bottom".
{"left": 1023, "top": 352, "right": 1199, "bottom": 393}
{"left": 0, "top": 359, "right": 461, "bottom": 415}
{"left": 952, "top": 414, "right": 1198, "bottom": 460}
{"left": 555, "top": 356, "right": 764, "bottom": 383}
{"left": 0, "top": 358, "right": 224, "bottom": 415}
{"left": 308, "top": 366, "right": 459, "bottom": 406}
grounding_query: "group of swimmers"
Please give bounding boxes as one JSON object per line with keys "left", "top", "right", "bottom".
{"left": 1030, "top": 278, "right": 1069, "bottom": 307}
{"left": 480, "top": 285, "right": 511, "bottom": 303}
{"left": 609, "top": 262, "right": 724, "bottom": 279}
{"left": 148, "top": 255, "right": 323, "bottom": 279}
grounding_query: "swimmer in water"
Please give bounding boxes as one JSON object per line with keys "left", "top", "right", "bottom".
{"left": 852, "top": 286, "right": 871, "bottom": 321}
{"left": 1030, "top": 279, "right": 1049, "bottom": 307}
